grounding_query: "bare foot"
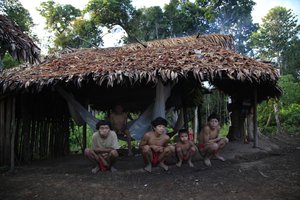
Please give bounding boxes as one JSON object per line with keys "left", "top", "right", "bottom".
{"left": 188, "top": 160, "right": 194, "bottom": 168}
{"left": 91, "top": 165, "right": 100, "bottom": 174}
{"left": 215, "top": 154, "right": 225, "bottom": 161}
{"left": 110, "top": 166, "right": 117, "bottom": 173}
{"left": 204, "top": 158, "right": 212, "bottom": 167}
{"left": 144, "top": 164, "right": 152, "bottom": 172}
{"left": 176, "top": 160, "right": 182, "bottom": 167}
{"left": 159, "top": 162, "right": 169, "bottom": 171}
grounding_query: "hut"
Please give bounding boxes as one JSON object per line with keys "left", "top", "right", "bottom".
{"left": 0, "top": 34, "right": 281, "bottom": 167}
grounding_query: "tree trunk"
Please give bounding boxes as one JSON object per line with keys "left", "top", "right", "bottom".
{"left": 193, "top": 107, "right": 198, "bottom": 143}
{"left": 273, "top": 102, "right": 281, "bottom": 134}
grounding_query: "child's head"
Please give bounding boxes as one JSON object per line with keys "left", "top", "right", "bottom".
{"left": 113, "top": 104, "right": 124, "bottom": 113}
{"left": 178, "top": 128, "right": 189, "bottom": 142}
{"left": 151, "top": 117, "right": 168, "bottom": 134}
{"left": 207, "top": 113, "right": 220, "bottom": 129}
{"left": 96, "top": 120, "right": 111, "bottom": 138}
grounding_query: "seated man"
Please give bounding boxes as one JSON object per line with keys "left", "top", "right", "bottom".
{"left": 198, "top": 113, "right": 229, "bottom": 167}
{"left": 175, "top": 128, "right": 197, "bottom": 168}
{"left": 84, "top": 120, "right": 119, "bottom": 173}
{"left": 139, "top": 117, "right": 175, "bottom": 172}
{"left": 109, "top": 104, "right": 133, "bottom": 156}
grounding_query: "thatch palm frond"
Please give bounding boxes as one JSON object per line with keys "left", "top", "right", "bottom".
{"left": 0, "top": 15, "right": 40, "bottom": 64}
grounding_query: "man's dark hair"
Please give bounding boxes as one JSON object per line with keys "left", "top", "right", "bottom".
{"left": 178, "top": 128, "right": 188, "bottom": 137}
{"left": 96, "top": 120, "right": 111, "bottom": 130}
{"left": 207, "top": 113, "right": 220, "bottom": 122}
{"left": 151, "top": 117, "right": 168, "bottom": 127}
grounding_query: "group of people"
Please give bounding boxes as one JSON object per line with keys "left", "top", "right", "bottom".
{"left": 85, "top": 105, "right": 228, "bottom": 173}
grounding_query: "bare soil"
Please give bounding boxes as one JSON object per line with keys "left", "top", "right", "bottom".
{"left": 1, "top": 134, "right": 299, "bottom": 200}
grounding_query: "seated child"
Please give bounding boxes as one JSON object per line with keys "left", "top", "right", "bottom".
{"left": 139, "top": 117, "right": 175, "bottom": 172}
{"left": 175, "top": 128, "right": 197, "bottom": 167}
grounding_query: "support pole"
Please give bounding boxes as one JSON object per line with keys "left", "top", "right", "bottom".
{"left": 253, "top": 87, "right": 258, "bottom": 148}
{"left": 183, "top": 107, "right": 188, "bottom": 129}
{"left": 10, "top": 97, "right": 16, "bottom": 171}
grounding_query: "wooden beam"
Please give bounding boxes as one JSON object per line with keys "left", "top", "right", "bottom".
{"left": 183, "top": 107, "right": 188, "bottom": 129}
{"left": 253, "top": 87, "right": 258, "bottom": 148}
{"left": 10, "top": 97, "right": 16, "bottom": 171}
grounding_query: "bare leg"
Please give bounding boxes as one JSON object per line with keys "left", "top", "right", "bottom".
{"left": 141, "top": 145, "right": 152, "bottom": 172}
{"left": 187, "top": 146, "right": 197, "bottom": 167}
{"left": 109, "top": 150, "right": 119, "bottom": 172}
{"left": 159, "top": 146, "right": 175, "bottom": 171}
{"left": 203, "top": 143, "right": 218, "bottom": 167}
{"left": 125, "top": 130, "right": 133, "bottom": 156}
{"left": 84, "top": 149, "right": 101, "bottom": 173}
{"left": 215, "top": 138, "right": 229, "bottom": 161}
{"left": 176, "top": 147, "right": 183, "bottom": 167}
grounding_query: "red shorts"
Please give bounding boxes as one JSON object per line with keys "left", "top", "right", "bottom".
{"left": 98, "top": 159, "right": 108, "bottom": 172}
{"left": 151, "top": 151, "right": 161, "bottom": 166}
{"left": 198, "top": 143, "right": 205, "bottom": 150}
{"left": 182, "top": 155, "right": 189, "bottom": 161}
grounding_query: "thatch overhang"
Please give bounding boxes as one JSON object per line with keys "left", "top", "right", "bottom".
{"left": 0, "top": 34, "right": 281, "bottom": 107}
{"left": 0, "top": 15, "right": 40, "bottom": 64}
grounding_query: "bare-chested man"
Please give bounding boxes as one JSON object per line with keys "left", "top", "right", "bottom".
{"left": 198, "top": 113, "right": 229, "bottom": 167}
{"left": 175, "top": 129, "right": 197, "bottom": 168}
{"left": 139, "top": 117, "right": 175, "bottom": 172}
{"left": 84, "top": 120, "right": 119, "bottom": 173}
{"left": 109, "top": 104, "right": 133, "bottom": 156}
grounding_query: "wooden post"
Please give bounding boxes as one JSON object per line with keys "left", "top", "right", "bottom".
{"left": 193, "top": 106, "right": 198, "bottom": 143}
{"left": 82, "top": 99, "right": 89, "bottom": 153}
{"left": 10, "top": 97, "right": 16, "bottom": 171}
{"left": 253, "top": 88, "right": 258, "bottom": 148}
{"left": 183, "top": 107, "right": 188, "bottom": 129}
{"left": 0, "top": 99, "right": 5, "bottom": 165}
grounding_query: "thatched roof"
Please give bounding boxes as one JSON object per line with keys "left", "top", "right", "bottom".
{"left": 0, "top": 34, "right": 281, "bottom": 101}
{"left": 0, "top": 15, "right": 40, "bottom": 64}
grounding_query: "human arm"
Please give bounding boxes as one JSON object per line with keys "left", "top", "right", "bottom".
{"left": 91, "top": 131, "right": 119, "bottom": 153}
{"left": 139, "top": 132, "right": 150, "bottom": 149}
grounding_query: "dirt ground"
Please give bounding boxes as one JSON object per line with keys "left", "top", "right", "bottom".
{"left": 1, "top": 134, "right": 299, "bottom": 200}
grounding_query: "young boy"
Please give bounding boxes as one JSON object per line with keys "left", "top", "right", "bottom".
{"left": 175, "top": 129, "right": 197, "bottom": 167}
{"left": 198, "top": 113, "right": 229, "bottom": 167}
{"left": 139, "top": 117, "right": 175, "bottom": 172}
{"left": 84, "top": 120, "right": 119, "bottom": 173}
{"left": 109, "top": 104, "right": 133, "bottom": 156}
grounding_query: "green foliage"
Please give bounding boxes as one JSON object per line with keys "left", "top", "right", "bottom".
{"left": 280, "top": 104, "right": 300, "bottom": 134}
{"left": 258, "top": 75, "right": 300, "bottom": 135}
{"left": 0, "top": 0, "right": 37, "bottom": 69}
{"left": 38, "top": 0, "right": 102, "bottom": 51}
{"left": 249, "top": 6, "right": 300, "bottom": 74}
{"left": 202, "top": 0, "right": 257, "bottom": 54}
{"left": 38, "top": 0, "right": 81, "bottom": 34}
{"left": 282, "top": 38, "right": 300, "bottom": 79}
{"left": 131, "top": 6, "right": 167, "bottom": 41}
{"left": 1, "top": 0, "right": 34, "bottom": 33}
{"left": 278, "top": 75, "right": 300, "bottom": 106}
{"left": 200, "top": 89, "right": 229, "bottom": 126}
{"left": 220, "top": 123, "right": 230, "bottom": 137}
{"left": 2, "top": 53, "right": 21, "bottom": 69}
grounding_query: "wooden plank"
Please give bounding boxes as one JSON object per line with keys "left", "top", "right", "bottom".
{"left": 10, "top": 97, "right": 16, "bottom": 170}
{"left": 253, "top": 88, "right": 258, "bottom": 148}
{"left": 5, "top": 97, "right": 11, "bottom": 165}
{"left": 0, "top": 100, "right": 5, "bottom": 165}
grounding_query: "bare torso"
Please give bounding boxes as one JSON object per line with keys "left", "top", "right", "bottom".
{"left": 146, "top": 132, "right": 169, "bottom": 146}
{"left": 109, "top": 112, "right": 127, "bottom": 134}
{"left": 139, "top": 131, "right": 170, "bottom": 149}
{"left": 200, "top": 125, "right": 220, "bottom": 144}
{"left": 176, "top": 141, "right": 193, "bottom": 155}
